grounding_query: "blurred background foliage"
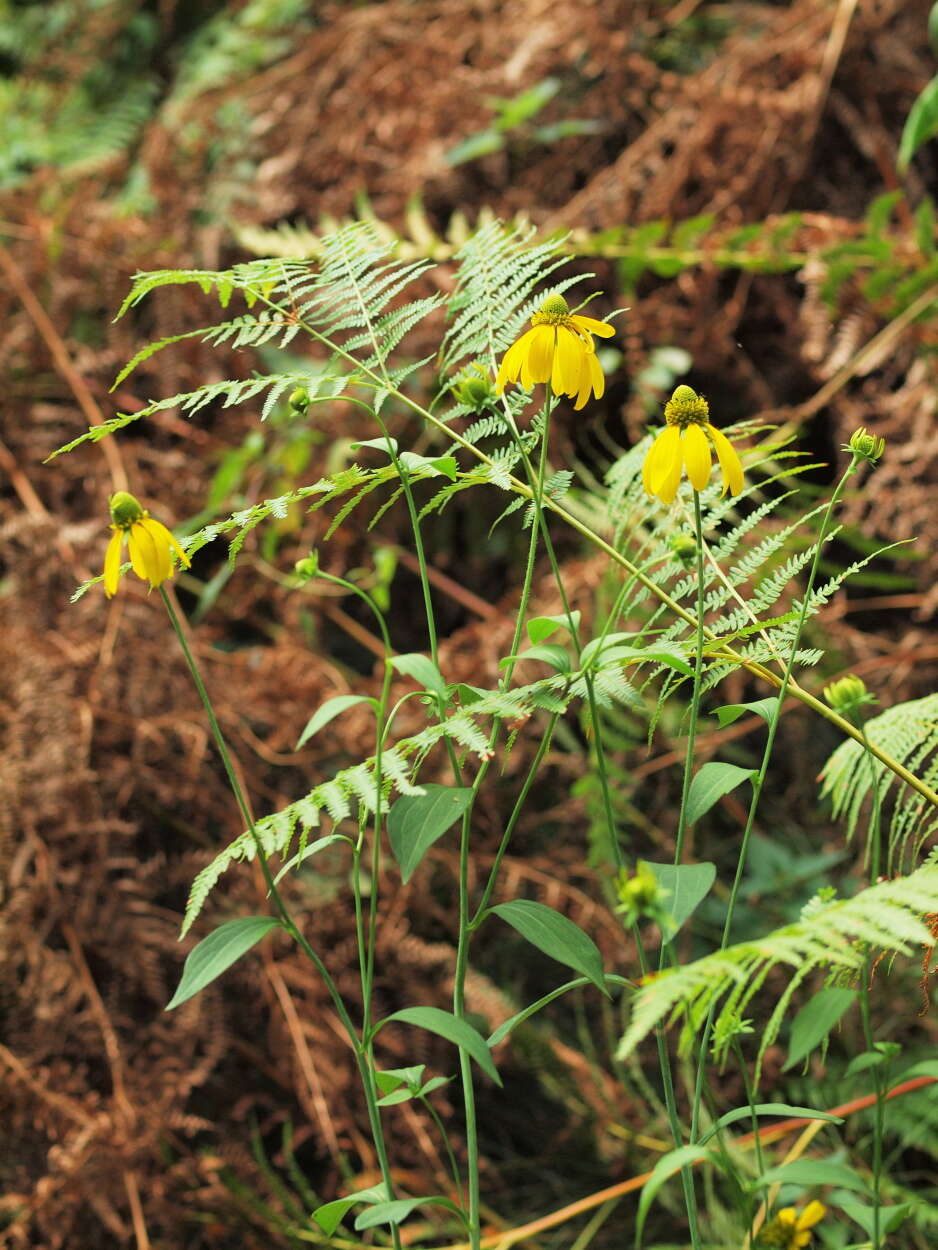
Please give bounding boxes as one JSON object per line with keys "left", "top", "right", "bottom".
{"left": 2, "top": 1, "right": 938, "bottom": 1247}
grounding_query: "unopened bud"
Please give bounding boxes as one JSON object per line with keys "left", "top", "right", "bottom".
{"left": 452, "top": 362, "right": 496, "bottom": 410}
{"left": 669, "top": 531, "right": 697, "bottom": 567}
{"left": 824, "top": 674, "right": 875, "bottom": 715}
{"left": 288, "top": 387, "right": 310, "bottom": 414}
{"left": 616, "top": 862, "right": 665, "bottom": 927}
{"left": 847, "top": 426, "right": 885, "bottom": 465}
{"left": 294, "top": 551, "right": 320, "bottom": 582}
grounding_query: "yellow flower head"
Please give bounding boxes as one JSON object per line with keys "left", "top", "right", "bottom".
{"left": 642, "top": 385, "right": 744, "bottom": 504}
{"left": 104, "top": 491, "right": 190, "bottom": 598}
{"left": 758, "top": 1201, "right": 826, "bottom": 1248}
{"left": 495, "top": 293, "right": 615, "bottom": 410}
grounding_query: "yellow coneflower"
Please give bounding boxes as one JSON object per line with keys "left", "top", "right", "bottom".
{"left": 642, "top": 385, "right": 744, "bottom": 504}
{"left": 757, "top": 1200, "right": 826, "bottom": 1248}
{"left": 495, "top": 293, "right": 615, "bottom": 410}
{"left": 103, "top": 491, "right": 190, "bottom": 597}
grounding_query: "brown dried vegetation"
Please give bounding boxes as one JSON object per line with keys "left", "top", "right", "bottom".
{"left": 1, "top": 1, "right": 937, "bottom": 1246}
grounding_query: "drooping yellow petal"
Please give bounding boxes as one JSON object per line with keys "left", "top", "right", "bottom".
{"left": 521, "top": 325, "right": 555, "bottom": 388}
{"left": 646, "top": 424, "right": 682, "bottom": 497}
{"left": 570, "top": 314, "right": 615, "bottom": 338}
{"left": 642, "top": 429, "right": 667, "bottom": 493}
{"left": 552, "top": 326, "right": 585, "bottom": 396}
{"left": 796, "top": 1202, "right": 825, "bottom": 1231}
{"left": 104, "top": 530, "right": 124, "bottom": 598}
{"left": 140, "top": 516, "right": 175, "bottom": 583}
{"left": 128, "top": 521, "right": 163, "bottom": 587}
{"left": 126, "top": 527, "right": 149, "bottom": 580}
{"left": 682, "top": 421, "right": 712, "bottom": 491}
{"left": 655, "top": 441, "right": 684, "bottom": 503}
{"left": 495, "top": 334, "right": 528, "bottom": 391}
{"left": 588, "top": 348, "right": 604, "bottom": 400}
{"left": 777, "top": 1210, "right": 797, "bottom": 1228}
{"left": 706, "top": 423, "right": 744, "bottom": 496}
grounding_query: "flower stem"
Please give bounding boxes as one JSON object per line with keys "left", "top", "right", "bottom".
{"left": 689, "top": 458, "right": 859, "bottom": 1145}
{"left": 159, "top": 587, "right": 401, "bottom": 1245}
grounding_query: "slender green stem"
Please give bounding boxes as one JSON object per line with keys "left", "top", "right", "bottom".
{"left": 651, "top": 491, "right": 707, "bottom": 1250}
{"left": 671, "top": 491, "right": 707, "bottom": 874}
{"left": 854, "top": 706, "right": 886, "bottom": 1249}
{"left": 470, "top": 708, "right": 563, "bottom": 926}
{"left": 159, "top": 587, "right": 401, "bottom": 1244}
{"left": 689, "top": 459, "right": 859, "bottom": 1144}
{"left": 450, "top": 390, "right": 556, "bottom": 1250}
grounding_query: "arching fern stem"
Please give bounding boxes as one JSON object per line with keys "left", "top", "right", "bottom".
{"left": 159, "top": 587, "right": 404, "bottom": 1250}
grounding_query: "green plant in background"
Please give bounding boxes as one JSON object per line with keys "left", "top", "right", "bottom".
{"left": 50, "top": 220, "right": 938, "bottom": 1250}
{"left": 444, "top": 77, "right": 604, "bottom": 167}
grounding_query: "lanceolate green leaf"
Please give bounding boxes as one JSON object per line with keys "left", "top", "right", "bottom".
{"left": 378, "top": 1006, "right": 501, "bottom": 1085}
{"left": 166, "top": 916, "right": 282, "bottom": 1010}
{"left": 899, "top": 73, "right": 938, "bottom": 171}
{"left": 635, "top": 1145, "right": 725, "bottom": 1246}
{"left": 295, "top": 694, "right": 375, "bottom": 750}
{"left": 685, "top": 762, "right": 755, "bottom": 825}
{"left": 490, "top": 900, "right": 608, "bottom": 995}
{"left": 644, "top": 861, "right": 716, "bottom": 939}
{"left": 388, "top": 785, "right": 474, "bottom": 883}
{"left": 783, "top": 986, "right": 857, "bottom": 1071}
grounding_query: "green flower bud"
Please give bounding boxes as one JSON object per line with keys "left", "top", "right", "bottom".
{"left": 108, "top": 490, "right": 145, "bottom": 528}
{"left": 664, "top": 384, "right": 709, "bottom": 428}
{"left": 288, "top": 386, "right": 311, "bottom": 413}
{"left": 847, "top": 426, "right": 885, "bottom": 464}
{"left": 616, "top": 862, "right": 666, "bottom": 927}
{"left": 452, "top": 362, "right": 496, "bottom": 409}
{"left": 823, "top": 674, "right": 876, "bottom": 715}
{"left": 668, "top": 531, "right": 697, "bottom": 567}
{"left": 294, "top": 550, "right": 320, "bottom": 582}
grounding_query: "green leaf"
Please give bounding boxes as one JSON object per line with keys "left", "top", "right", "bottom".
{"left": 526, "top": 610, "right": 581, "bottom": 645}
{"left": 698, "top": 1103, "right": 843, "bottom": 1146}
{"left": 295, "top": 695, "right": 374, "bottom": 750}
{"left": 712, "top": 697, "right": 779, "bottom": 728}
{"left": 375, "top": 1065, "right": 426, "bottom": 1096}
{"left": 930, "top": 0, "right": 938, "bottom": 57}
{"left": 581, "top": 632, "right": 692, "bottom": 675}
{"left": 378, "top": 1006, "right": 501, "bottom": 1085}
{"left": 492, "top": 77, "right": 559, "bottom": 130}
{"left": 915, "top": 196, "right": 936, "bottom": 257}
{"left": 783, "top": 986, "right": 857, "bottom": 1071}
{"left": 501, "top": 643, "right": 572, "bottom": 673}
{"left": 388, "top": 785, "right": 474, "bottom": 883}
{"left": 354, "top": 1196, "right": 464, "bottom": 1231}
{"left": 685, "top": 762, "right": 755, "bottom": 825}
{"left": 391, "top": 653, "right": 447, "bottom": 699}
{"left": 166, "top": 916, "right": 282, "bottom": 1010}
{"left": 895, "top": 1058, "right": 938, "bottom": 1083}
{"left": 635, "top": 1145, "right": 724, "bottom": 1246}
{"left": 899, "top": 73, "right": 938, "bottom": 171}
{"left": 753, "top": 1159, "right": 869, "bottom": 1194}
{"left": 840, "top": 1201, "right": 912, "bottom": 1237}
{"left": 490, "top": 900, "right": 607, "bottom": 995}
{"left": 644, "top": 861, "right": 716, "bottom": 939}
{"left": 488, "top": 974, "right": 632, "bottom": 1046}
{"left": 312, "top": 1185, "right": 388, "bottom": 1235}
{"left": 444, "top": 129, "right": 504, "bottom": 166}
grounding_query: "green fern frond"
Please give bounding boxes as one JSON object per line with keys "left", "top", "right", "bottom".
{"left": 181, "top": 675, "right": 573, "bottom": 934}
{"left": 617, "top": 862, "right": 938, "bottom": 1076}
{"left": 821, "top": 693, "right": 938, "bottom": 871}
